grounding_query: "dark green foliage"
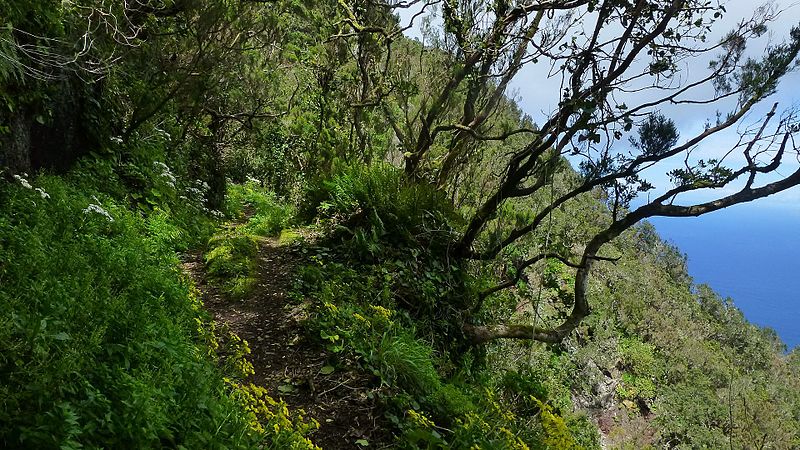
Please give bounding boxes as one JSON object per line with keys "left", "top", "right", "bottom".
{"left": 630, "top": 113, "right": 679, "bottom": 157}
{"left": 310, "top": 164, "right": 474, "bottom": 347}
{"left": 0, "top": 156, "right": 323, "bottom": 448}
{"left": 294, "top": 166, "right": 598, "bottom": 448}
{"left": 500, "top": 370, "right": 550, "bottom": 414}
{"left": 319, "top": 164, "right": 461, "bottom": 252}
{"left": 298, "top": 252, "right": 595, "bottom": 448}
{"left": 3, "top": 1, "right": 799, "bottom": 448}
{"left": 427, "top": 384, "right": 476, "bottom": 420}
{"left": 223, "top": 126, "right": 304, "bottom": 197}
{"left": 0, "top": 171, "right": 259, "bottom": 448}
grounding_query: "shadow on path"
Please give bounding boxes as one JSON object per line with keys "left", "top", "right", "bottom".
{"left": 183, "top": 233, "right": 393, "bottom": 449}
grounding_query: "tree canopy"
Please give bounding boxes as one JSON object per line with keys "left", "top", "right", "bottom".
{"left": 2, "top": 1, "right": 800, "bottom": 447}
{"left": 331, "top": 0, "right": 800, "bottom": 343}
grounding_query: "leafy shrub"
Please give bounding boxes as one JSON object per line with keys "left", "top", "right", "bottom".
{"left": 290, "top": 163, "right": 606, "bottom": 449}
{"left": 428, "top": 384, "right": 476, "bottom": 420}
{"left": 319, "top": 164, "right": 461, "bottom": 252}
{"left": 534, "top": 398, "right": 583, "bottom": 450}
{"left": 565, "top": 413, "right": 604, "bottom": 450}
{"left": 146, "top": 207, "right": 189, "bottom": 248}
{"left": 447, "top": 390, "right": 553, "bottom": 449}
{"left": 296, "top": 234, "right": 597, "bottom": 449}
{"left": 75, "top": 144, "right": 219, "bottom": 247}
{"left": 206, "top": 231, "right": 260, "bottom": 277}
{"left": 226, "top": 181, "right": 296, "bottom": 237}
{"left": 0, "top": 174, "right": 246, "bottom": 447}
{"left": 0, "top": 167, "right": 315, "bottom": 449}
{"left": 616, "top": 337, "right": 660, "bottom": 402}
{"left": 500, "top": 370, "right": 550, "bottom": 415}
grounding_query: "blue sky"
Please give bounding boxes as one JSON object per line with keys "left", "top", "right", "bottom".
{"left": 397, "top": 2, "right": 800, "bottom": 345}
{"left": 399, "top": 1, "right": 800, "bottom": 210}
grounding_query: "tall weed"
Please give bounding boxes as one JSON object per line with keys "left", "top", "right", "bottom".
{"left": 319, "top": 164, "right": 460, "bottom": 252}
{"left": 0, "top": 166, "right": 313, "bottom": 448}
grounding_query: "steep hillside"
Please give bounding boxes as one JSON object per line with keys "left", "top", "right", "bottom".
{"left": 2, "top": 1, "right": 800, "bottom": 448}
{"left": 280, "top": 165, "right": 800, "bottom": 448}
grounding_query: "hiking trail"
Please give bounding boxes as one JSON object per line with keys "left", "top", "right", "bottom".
{"left": 182, "top": 232, "right": 392, "bottom": 449}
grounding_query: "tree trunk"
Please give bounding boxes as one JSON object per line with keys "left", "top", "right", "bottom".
{"left": 1, "top": 77, "right": 100, "bottom": 173}
{"left": 464, "top": 324, "right": 570, "bottom": 345}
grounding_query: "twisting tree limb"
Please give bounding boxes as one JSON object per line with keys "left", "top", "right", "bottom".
{"left": 330, "top": 1, "right": 800, "bottom": 346}
{"left": 467, "top": 126, "right": 800, "bottom": 345}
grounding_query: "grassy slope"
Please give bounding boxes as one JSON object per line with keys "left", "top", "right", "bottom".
{"left": 0, "top": 161, "right": 315, "bottom": 449}
{"left": 291, "top": 164, "right": 800, "bottom": 449}
{"left": 2, "top": 158, "right": 797, "bottom": 449}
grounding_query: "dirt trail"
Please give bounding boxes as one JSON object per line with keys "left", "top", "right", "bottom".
{"left": 182, "top": 233, "right": 391, "bottom": 449}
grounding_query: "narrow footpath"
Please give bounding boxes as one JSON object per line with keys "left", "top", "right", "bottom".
{"left": 182, "top": 232, "right": 392, "bottom": 449}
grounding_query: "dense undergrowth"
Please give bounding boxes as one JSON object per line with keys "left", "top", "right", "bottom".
{"left": 289, "top": 163, "right": 800, "bottom": 449}
{"left": 205, "top": 181, "right": 297, "bottom": 298}
{"left": 0, "top": 158, "right": 316, "bottom": 449}
{"left": 293, "top": 164, "right": 600, "bottom": 449}
{"left": 4, "top": 156, "right": 799, "bottom": 449}
{"left": 5, "top": 1, "right": 800, "bottom": 448}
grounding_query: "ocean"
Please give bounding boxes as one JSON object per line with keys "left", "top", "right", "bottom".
{"left": 649, "top": 205, "right": 800, "bottom": 350}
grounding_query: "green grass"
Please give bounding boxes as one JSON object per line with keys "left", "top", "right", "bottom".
{"left": 0, "top": 163, "right": 315, "bottom": 449}
{"left": 368, "top": 333, "right": 441, "bottom": 396}
{"left": 294, "top": 164, "right": 599, "bottom": 449}
{"left": 204, "top": 181, "right": 297, "bottom": 298}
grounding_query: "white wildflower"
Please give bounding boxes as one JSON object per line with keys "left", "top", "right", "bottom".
{"left": 35, "top": 188, "right": 50, "bottom": 199}
{"left": 12, "top": 174, "right": 32, "bottom": 189}
{"left": 160, "top": 171, "right": 176, "bottom": 185}
{"left": 153, "top": 161, "right": 176, "bottom": 189}
{"left": 246, "top": 176, "right": 260, "bottom": 184}
{"left": 83, "top": 204, "right": 114, "bottom": 222}
{"left": 160, "top": 173, "right": 176, "bottom": 190}
{"left": 210, "top": 210, "right": 224, "bottom": 219}
{"left": 154, "top": 128, "right": 171, "bottom": 140}
{"left": 110, "top": 136, "right": 123, "bottom": 144}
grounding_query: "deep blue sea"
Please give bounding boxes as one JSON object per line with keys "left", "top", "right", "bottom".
{"left": 649, "top": 205, "right": 800, "bottom": 350}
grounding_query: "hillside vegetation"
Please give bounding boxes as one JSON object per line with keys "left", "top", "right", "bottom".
{"left": 2, "top": 1, "right": 800, "bottom": 448}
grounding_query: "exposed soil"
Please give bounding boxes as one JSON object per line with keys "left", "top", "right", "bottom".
{"left": 182, "top": 232, "right": 394, "bottom": 449}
